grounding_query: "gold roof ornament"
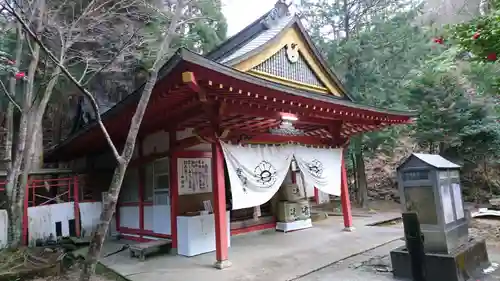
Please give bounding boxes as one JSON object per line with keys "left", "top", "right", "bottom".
{"left": 285, "top": 42, "right": 299, "bottom": 63}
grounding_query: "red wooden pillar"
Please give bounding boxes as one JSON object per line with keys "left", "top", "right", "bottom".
{"left": 22, "top": 178, "right": 30, "bottom": 245}
{"left": 169, "top": 131, "right": 179, "bottom": 250}
{"left": 212, "top": 141, "right": 231, "bottom": 269}
{"left": 73, "top": 176, "right": 81, "bottom": 237}
{"left": 340, "top": 150, "right": 354, "bottom": 231}
{"left": 115, "top": 203, "right": 121, "bottom": 232}
{"left": 138, "top": 139, "right": 145, "bottom": 239}
{"left": 314, "top": 187, "right": 320, "bottom": 204}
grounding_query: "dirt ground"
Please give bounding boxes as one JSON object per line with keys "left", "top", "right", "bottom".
{"left": 31, "top": 263, "right": 129, "bottom": 281}
{"left": 32, "top": 270, "right": 111, "bottom": 281}
{"left": 314, "top": 198, "right": 401, "bottom": 214}
{"left": 29, "top": 200, "right": 500, "bottom": 281}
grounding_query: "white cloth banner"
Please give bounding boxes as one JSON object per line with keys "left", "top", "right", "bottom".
{"left": 293, "top": 146, "right": 342, "bottom": 197}
{"left": 220, "top": 142, "right": 293, "bottom": 210}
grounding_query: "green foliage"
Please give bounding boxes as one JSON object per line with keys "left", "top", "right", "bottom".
{"left": 448, "top": 10, "right": 500, "bottom": 60}
{"left": 448, "top": 0, "right": 500, "bottom": 62}
{"left": 406, "top": 71, "right": 500, "bottom": 159}
{"left": 179, "top": 0, "right": 227, "bottom": 54}
{"left": 303, "top": 0, "right": 500, "bottom": 196}
{"left": 309, "top": 5, "right": 435, "bottom": 156}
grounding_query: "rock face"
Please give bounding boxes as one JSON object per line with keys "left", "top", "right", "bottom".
{"left": 470, "top": 218, "right": 500, "bottom": 241}
{"left": 364, "top": 137, "right": 418, "bottom": 203}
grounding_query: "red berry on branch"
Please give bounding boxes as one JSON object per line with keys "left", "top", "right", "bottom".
{"left": 473, "top": 32, "right": 480, "bottom": 39}
{"left": 14, "top": 72, "right": 25, "bottom": 80}
{"left": 433, "top": 37, "right": 444, "bottom": 44}
{"left": 487, "top": 53, "right": 497, "bottom": 61}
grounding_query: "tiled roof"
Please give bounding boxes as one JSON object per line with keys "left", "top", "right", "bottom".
{"left": 220, "top": 14, "right": 294, "bottom": 65}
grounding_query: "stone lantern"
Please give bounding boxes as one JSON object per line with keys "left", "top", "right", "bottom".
{"left": 390, "top": 153, "right": 491, "bottom": 281}
{"left": 396, "top": 153, "right": 467, "bottom": 253}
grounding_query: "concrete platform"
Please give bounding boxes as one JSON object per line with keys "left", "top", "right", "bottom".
{"left": 100, "top": 214, "right": 403, "bottom": 281}
{"left": 391, "top": 238, "right": 490, "bottom": 281}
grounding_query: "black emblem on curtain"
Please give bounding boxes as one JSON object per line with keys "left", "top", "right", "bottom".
{"left": 254, "top": 161, "right": 277, "bottom": 188}
{"left": 236, "top": 168, "right": 248, "bottom": 193}
{"left": 307, "top": 159, "right": 324, "bottom": 177}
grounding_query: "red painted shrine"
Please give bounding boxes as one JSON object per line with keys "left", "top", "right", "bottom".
{"left": 45, "top": 1, "right": 414, "bottom": 268}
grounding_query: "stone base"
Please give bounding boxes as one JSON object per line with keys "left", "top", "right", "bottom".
{"left": 213, "top": 260, "right": 232, "bottom": 270}
{"left": 390, "top": 238, "right": 490, "bottom": 281}
{"left": 343, "top": 226, "right": 355, "bottom": 232}
{"left": 276, "top": 219, "right": 313, "bottom": 233}
{"left": 170, "top": 247, "right": 178, "bottom": 255}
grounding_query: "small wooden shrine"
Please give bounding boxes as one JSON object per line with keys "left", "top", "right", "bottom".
{"left": 45, "top": 1, "right": 414, "bottom": 268}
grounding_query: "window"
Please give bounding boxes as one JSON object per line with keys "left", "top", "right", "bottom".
{"left": 144, "top": 163, "right": 154, "bottom": 202}
{"left": 154, "top": 158, "right": 169, "bottom": 175}
{"left": 143, "top": 157, "right": 170, "bottom": 204}
{"left": 120, "top": 168, "right": 139, "bottom": 202}
{"left": 153, "top": 158, "right": 170, "bottom": 205}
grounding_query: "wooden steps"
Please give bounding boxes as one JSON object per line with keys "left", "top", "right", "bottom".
{"left": 129, "top": 239, "right": 172, "bottom": 261}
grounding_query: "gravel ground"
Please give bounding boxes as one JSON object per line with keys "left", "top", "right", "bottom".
{"left": 297, "top": 217, "right": 500, "bottom": 281}
{"left": 28, "top": 216, "right": 500, "bottom": 281}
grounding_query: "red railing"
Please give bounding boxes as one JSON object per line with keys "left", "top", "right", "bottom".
{"left": 0, "top": 176, "right": 81, "bottom": 245}
{"left": 24, "top": 176, "right": 80, "bottom": 244}
{"left": 28, "top": 177, "right": 75, "bottom": 206}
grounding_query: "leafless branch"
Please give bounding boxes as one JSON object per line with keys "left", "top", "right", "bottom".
{"left": 24, "top": 33, "right": 35, "bottom": 55}
{"left": 176, "top": 15, "right": 214, "bottom": 27}
{"left": 0, "top": 79, "right": 21, "bottom": 112}
{"left": 2, "top": 1, "right": 123, "bottom": 163}
{"left": 78, "top": 57, "right": 89, "bottom": 83}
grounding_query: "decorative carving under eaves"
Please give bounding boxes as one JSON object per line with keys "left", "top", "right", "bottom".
{"left": 252, "top": 47, "right": 326, "bottom": 89}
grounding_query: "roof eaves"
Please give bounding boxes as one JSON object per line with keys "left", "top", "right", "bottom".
{"left": 180, "top": 48, "right": 416, "bottom": 117}
{"left": 45, "top": 51, "right": 185, "bottom": 159}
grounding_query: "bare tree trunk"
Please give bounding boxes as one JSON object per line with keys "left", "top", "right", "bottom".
{"left": 20, "top": 66, "right": 63, "bottom": 201}
{"left": 5, "top": 0, "right": 44, "bottom": 247}
{"left": 350, "top": 151, "right": 359, "bottom": 202}
{"left": 79, "top": 2, "right": 185, "bottom": 280}
{"left": 3, "top": 18, "right": 24, "bottom": 170}
{"left": 355, "top": 150, "right": 368, "bottom": 208}
{"left": 479, "top": 0, "right": 489, "bottom": 15}
{"left": 351, "top": 136, "right": 367, "bottom": 208}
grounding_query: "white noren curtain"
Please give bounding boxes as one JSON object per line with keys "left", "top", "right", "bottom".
{"left": 220, "top": 142, "right": 293, "bottom": 210}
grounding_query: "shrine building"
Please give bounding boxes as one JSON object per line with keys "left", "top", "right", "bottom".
{"left": 44, "top": 1, "right": 414, "bottom": 268}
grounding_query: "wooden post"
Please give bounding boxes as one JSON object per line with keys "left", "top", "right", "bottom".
{"left": 138, "top": 139, "right": 145, "bottom": 239}
{"left": 291, "top": 170, "right": 297, "bottom": 184}
{"left": 402, "top": 212, "right": 426, "bottom": 281}
{"left": 169, "top": 131, "right": 179, "bottom": 250}
{"left": 340, "top": 151, "right": 354, "bottom": 231}
{"left": 212, "top": 141, "right": 231, "bottom": 269}
{"left": 73, "top": 175, "right": 81, "bottom": 237}
{"left": 22, "top": 178, "right": 30, "bottom": 245}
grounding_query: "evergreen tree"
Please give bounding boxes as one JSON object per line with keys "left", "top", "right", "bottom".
{"left": 302, "top": 0, "right": 500, "bottom": 203}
